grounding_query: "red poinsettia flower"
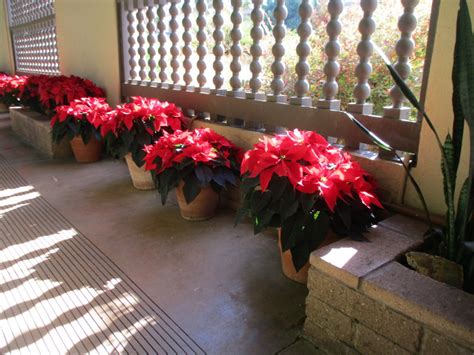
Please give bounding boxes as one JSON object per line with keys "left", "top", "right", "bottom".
{"left": 143, "top": 128, "right": 242, "bottom": 174}
{"left": 18, "top": 75, "right": 105, "bottom": 113}
{"left": 242, "top": 129, "right": 382, "bottom": 211}
{"left": 51, "top": 97, "right": 112, "bottom": 127}
{"left": 109, "top": 96, "right": 186, "bottom": 137}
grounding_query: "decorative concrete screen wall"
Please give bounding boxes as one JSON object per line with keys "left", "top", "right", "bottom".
{"left": 117, "top": 0, "right": 435, "bottom": 205}
{"left": 7, "top": 0, "right": 60, "bottom": 75}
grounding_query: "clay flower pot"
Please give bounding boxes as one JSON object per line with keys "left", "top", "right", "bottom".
{"left": 125, "top": 153, "right": 155, "bottom": 190}
{"left": 277, "top": 228, "right": 339, "bottom": 284}
{"left": 70, "top": 135, "right": 102, "bottom": 163}
{"left": 175, "top": 180, "right": 219, "bottom": 221}
{"left": 0, "top": 103, "right": 8, "bottom": 113}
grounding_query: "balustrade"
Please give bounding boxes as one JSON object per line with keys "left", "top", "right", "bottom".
{"left": 117, "top": 0, "right": 430, "bottom": 157}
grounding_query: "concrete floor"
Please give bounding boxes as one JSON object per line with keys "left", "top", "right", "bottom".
{"left": 0, "top": 115, "right": 318, "bottom": 354}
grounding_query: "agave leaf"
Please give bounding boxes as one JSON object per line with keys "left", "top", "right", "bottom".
{"left": 344, "top": 112, "right": 392, "bottom": 151}
{"left": 456, "top": 0, "right": 473, "bottom": 129}
{"left": 455, "top": 178, "right": 470, "bottom": 243}
{"left": 441, "top": 135, "right": 455, "bottom": 206}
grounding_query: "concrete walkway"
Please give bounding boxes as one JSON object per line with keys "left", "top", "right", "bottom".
{"left": 0, "top": 115, "right": 316, "bottom": 354}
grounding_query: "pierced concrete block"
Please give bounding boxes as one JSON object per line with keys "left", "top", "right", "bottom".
{"left": 9, "top": 107, "right": 72, "bottom": 158}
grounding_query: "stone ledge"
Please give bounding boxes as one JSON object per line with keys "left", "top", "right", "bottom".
{"left": 361, "top": 261, "right": 474, "bottom": 350}
{"left": 309, "top": 217, "right": 424, "bottom": 289}
{"left": 9, "top": 107, "right": 72, "bottom": 158}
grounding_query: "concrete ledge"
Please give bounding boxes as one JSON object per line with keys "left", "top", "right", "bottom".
{"left": 9, "top": 107, "right": 72, "bottom": 158}
{"left": 305, "top": 214, "right": 474, "bottom": 354}
{"left": 309, "top": 223, "right": 424, "bottom": 289}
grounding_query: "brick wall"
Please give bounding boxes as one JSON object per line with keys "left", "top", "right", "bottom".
{"left": 304, "top": 215, "right": 474, "bottom": 354}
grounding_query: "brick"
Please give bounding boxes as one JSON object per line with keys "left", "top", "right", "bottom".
{"left": 361, "top": 262, "right": 474, "bottom": 348}
{"left": 354, "top": 323, "right": 411, "bottom": 355}
{"left": 421, "top": 329, "right": 473, "bottom": 355}
{"left": 307, "top": 268, "right": 422, "bottom": 352}
{"left": 378, "top": 214, "right": 429, "bottom": 241}
{"left": 309, "top": 225, "right": 423, "bottom": 288}
{"left": 304, "top": 320, "right": 358, "bottom": 355}
{"left": 9, "top": 107, "right": 72, "bottom": 158}
{"left": 305, "top": 298, "right": 354, "bottom": 344}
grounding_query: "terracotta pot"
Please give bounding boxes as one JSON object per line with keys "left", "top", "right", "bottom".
{"left": 175, "top": 180, "right": 219, "bottom": 221}
{"left": 0, "top": 103, "right": 8, "bottom": 113}
{"left": 124, "top": 153, "right": 155, "bottom": 190}
{"left": 277, "top": 228, "right": 340, "bottom": 284}
{"left": 70, "top": 135, "right": 102, "bottom": 163}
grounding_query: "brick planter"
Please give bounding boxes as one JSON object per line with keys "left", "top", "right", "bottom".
{"left": 9, "top": 107, "right": 72, "bottom": 158}
{"left": 304, "top": 215, "right": 474, "bottom": 354}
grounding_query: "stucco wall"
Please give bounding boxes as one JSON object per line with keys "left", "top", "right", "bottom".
{"left": 405, "top": 1, "right": 473, "bottom": 215}
{"left": 0, "top": 1, "right": 13, "bottom": 73}
{"left": 54, "top": 0, "right": 121, "bottom": 106}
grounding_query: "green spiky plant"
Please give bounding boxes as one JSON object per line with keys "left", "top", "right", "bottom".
{"left": 345, "top": 0, "right": 473, "bottom": 292}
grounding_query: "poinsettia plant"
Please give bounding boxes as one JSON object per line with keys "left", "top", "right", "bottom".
{"left": 0, "top": 74, "right": 27, "bottom": 107}
{"left": 102, "top": 96, "right": 186, "bottom": 166}
{"left": 19, "top": 75, "right": 105, "bottom": 115}
{"left": 236, "top": 129, "right": 383, "bottom": 271}
{"left": 143, "top": 128, "right": 243, "bottom": 205}
{"left": 51, "top": 97, "right": 111, "bottom": 144}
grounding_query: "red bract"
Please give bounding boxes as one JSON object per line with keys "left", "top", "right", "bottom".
{"left": 242, "top": 129, "right": 382, "bottom": 211}
{"left": 51, "top": 97, "right": 112, "bottom": 127}
{"left": 105, "top": 96, "right": 186, "bottom": 137}
{"left": 19, "top": 75, "right": 105, "bottom": 112}
{"left": 143, "top": 128, "right": 243, "bottom": 174}
{"left": 0, "top": 74, "right": 27, "bottom": 99}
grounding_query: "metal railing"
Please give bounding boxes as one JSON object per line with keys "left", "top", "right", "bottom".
{"left": 7, "top": 0, "right": 60, "bottom": 75}
{"left": 118, "top": 0, "right": 437, "bottom": 157}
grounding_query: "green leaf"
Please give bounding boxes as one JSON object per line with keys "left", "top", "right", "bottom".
{"left": 299, "top": 193, "right": 316, "bottom": 214}
{"left": 183, "top": 174, "right": 202, "bottom": 204}
{"left": 268, "top": 176, "right": 288, "bottom": 202}
{"left": 157, "top": 168, "right": 178, "bottom": 205}
{"left": 290, "top": 241, "right": 311, "bottom": 272}
{"left": 306, "top": 210, "right": 330, "bottom": 251}
{"left": 240, "top": 176, "right": 260, "bottom": 194}
{"left": 344, "top": 112, "right": 392, "bottom": 151}
{"left": 281, "top": 199, "right": 299, "bottom": 222}
{"left": 455, "top": 178, "right": 470, "bottom": 243}
{"left": 441, "top": 135, "right": 455, "bottom": 206}
{"left": 281, "top": 210, "right": 306, "bottom": 252}
{"left": 195, "top": 165, "right": 213, "bottom": 186}
{"left": 252, "top": 190, "right": 272, "bottom": 213}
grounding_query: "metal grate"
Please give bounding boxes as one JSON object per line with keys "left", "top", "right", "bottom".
{"left": 7, "top": 0, "right": 60, "bottom": 75}
{"left": 0, "top": 154, "right": 205, "bottom": 354}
